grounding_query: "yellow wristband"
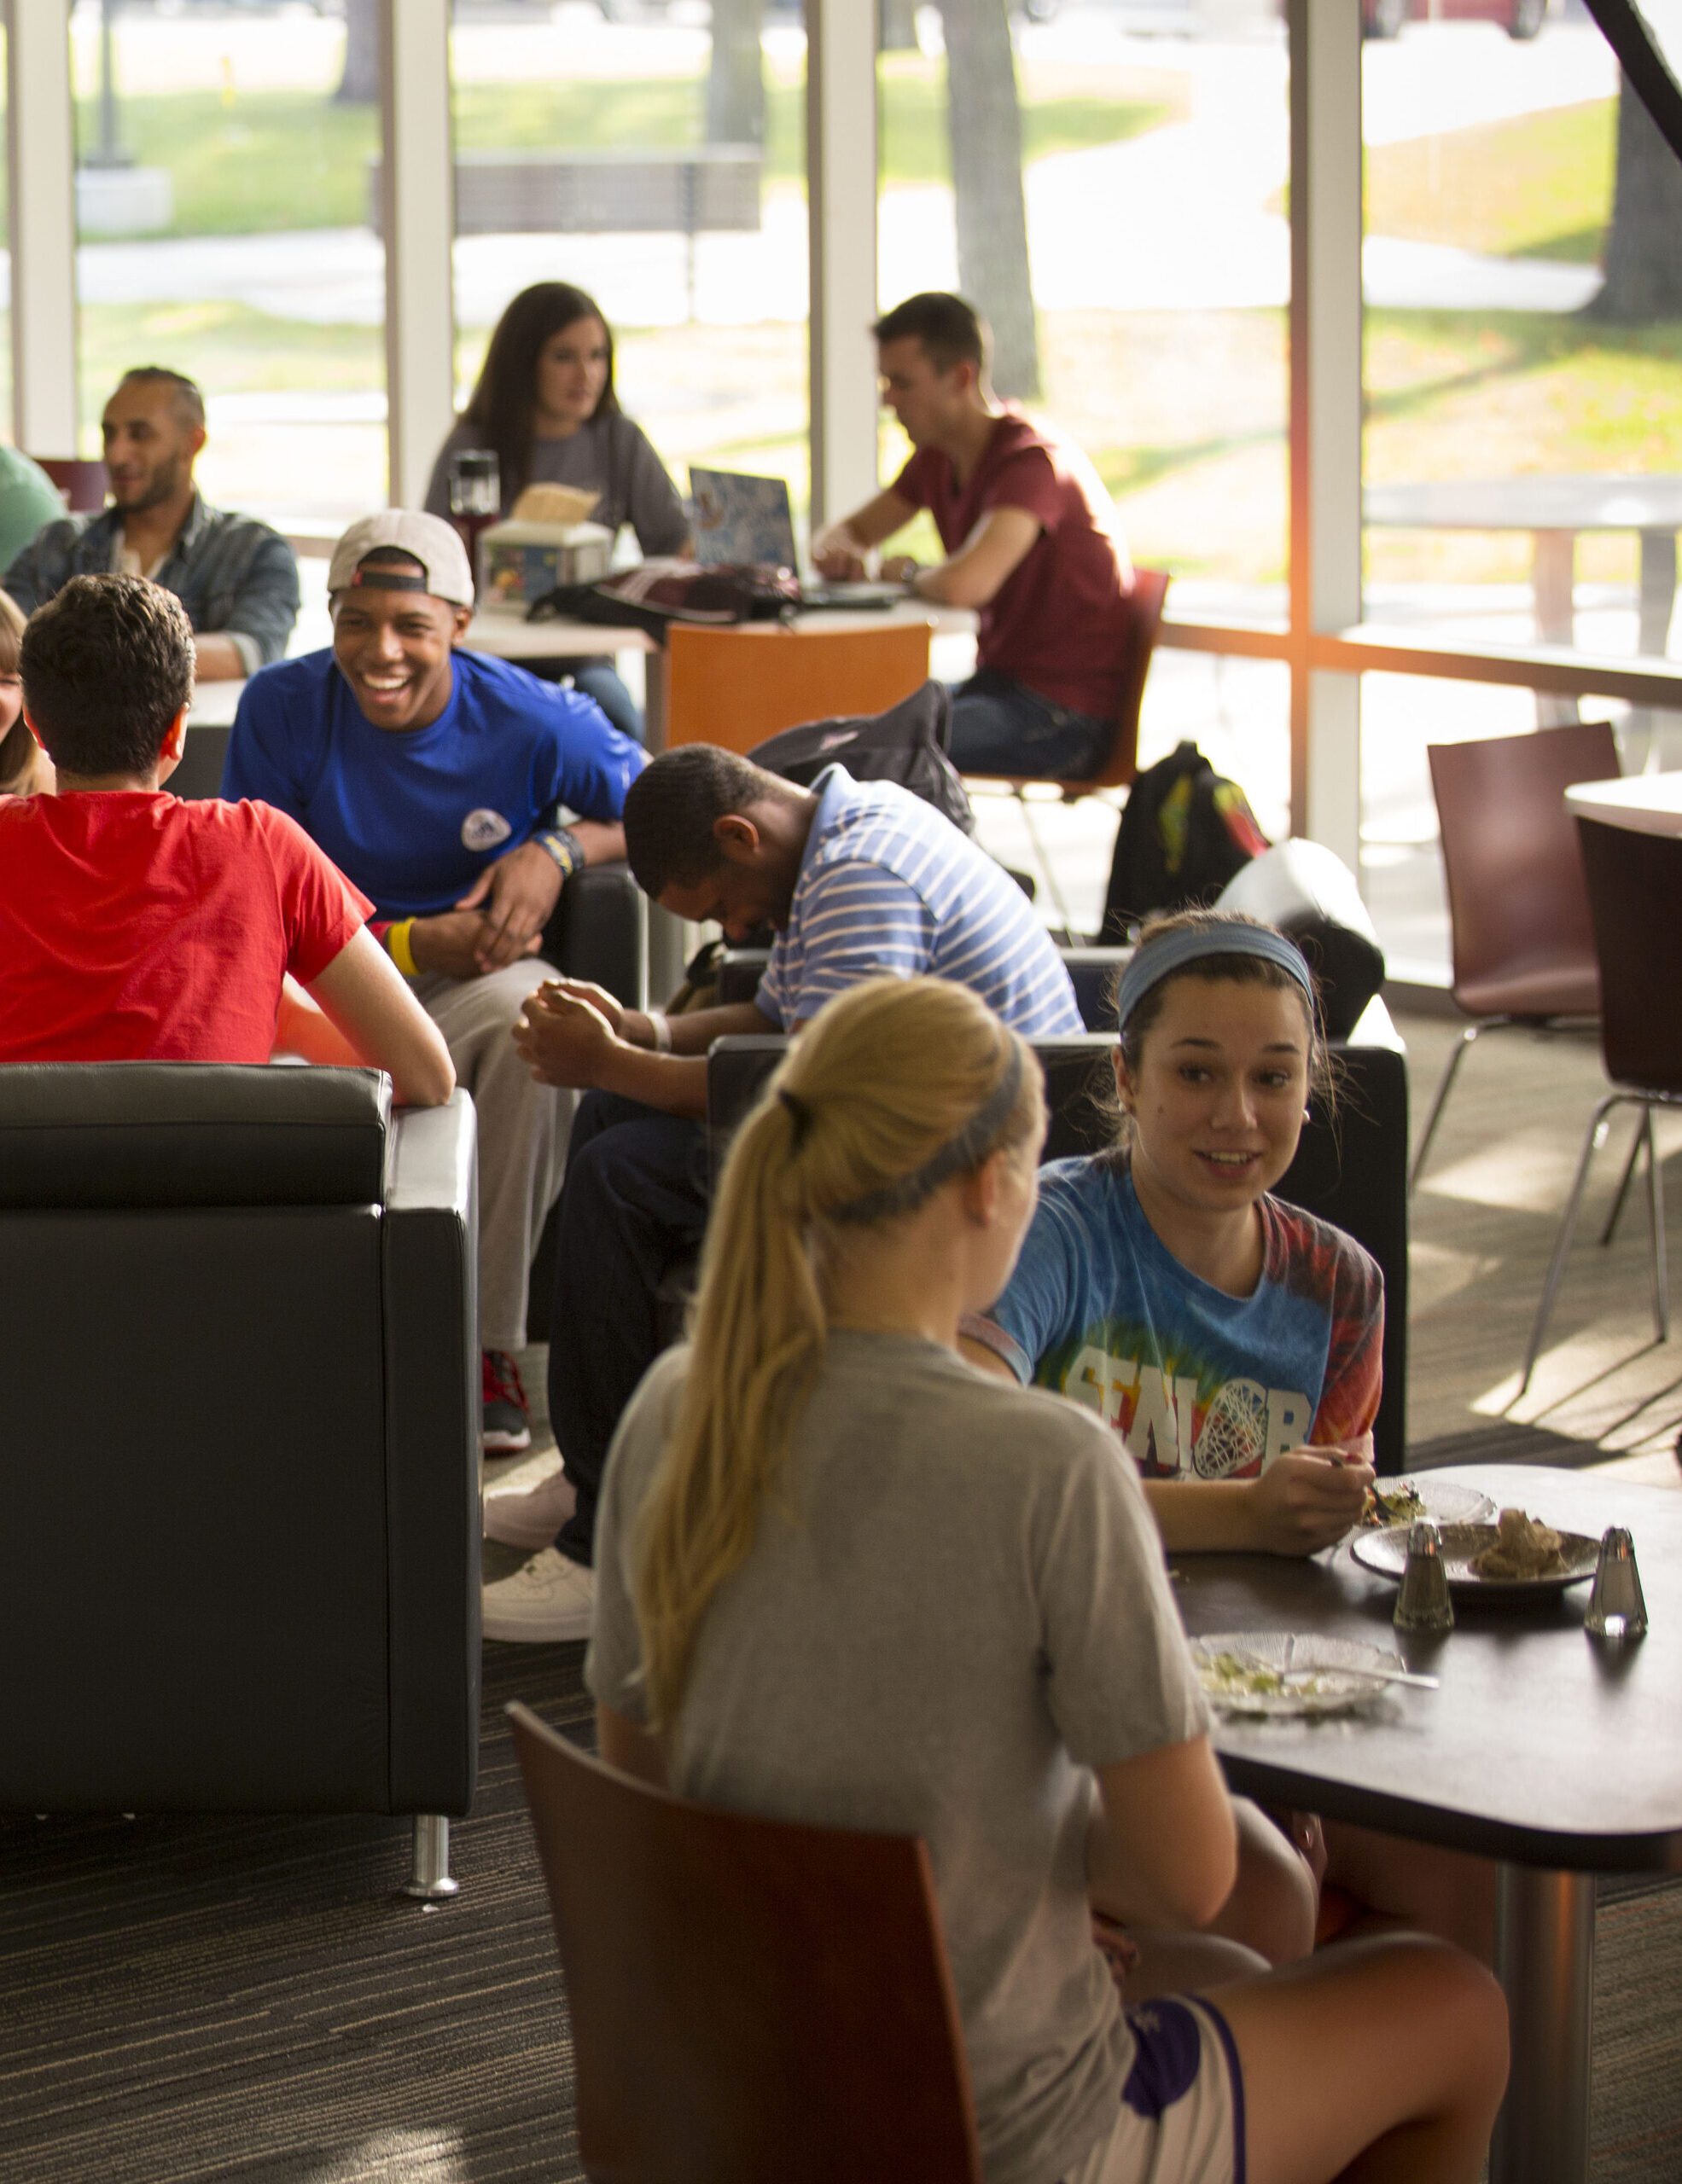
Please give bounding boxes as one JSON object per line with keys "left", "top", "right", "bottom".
{"left": 387, "top": 919, "right": 419, "bottom": 978}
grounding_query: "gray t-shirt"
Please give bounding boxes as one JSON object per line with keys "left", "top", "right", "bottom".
{"left": 424, "top": 411, "right": 689, "bottom": 555}
{"left": 587, "top": 1329, "right": 1210, "bottom": 2184}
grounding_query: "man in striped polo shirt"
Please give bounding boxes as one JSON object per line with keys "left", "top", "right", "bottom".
{"left": 483, "top": 743, "right": 1081, "bottom": 1641}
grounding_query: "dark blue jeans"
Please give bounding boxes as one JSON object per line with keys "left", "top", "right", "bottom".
{"left": 946, "top": 669, "right": 1112, "bottom": 779}
{"left": 547, "top": 1089, "right": 710, "bottom": 1566}
{"left": 568, "top": 659, "right": 644, "bottom": 745}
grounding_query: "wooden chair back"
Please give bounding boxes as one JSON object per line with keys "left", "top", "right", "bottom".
{"left": 666, "top": 619, "right": 933, "bottom": 754}
{"left": 960, "top": 565, "right": 1169, "bottom": 794}
{"left": 33, "top": 457, "right": 107, "bottom": 514}
{"left": 509, "top": 1703, "right": 982, "bottom": 2184}
{"left": 1427, "top": 720, "right": 1618, "bottom": 1019}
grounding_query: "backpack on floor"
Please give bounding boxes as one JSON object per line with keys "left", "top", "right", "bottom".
{"left": 1101, "top": 741, "right": 1269, "bottom": 941}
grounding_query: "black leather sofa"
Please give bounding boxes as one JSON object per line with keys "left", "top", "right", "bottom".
{"left": 0, "top": 1064, "right": 480, "bottom": 1895}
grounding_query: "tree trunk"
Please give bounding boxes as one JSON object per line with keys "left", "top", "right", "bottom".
{"left": 706, "top": 0, "right": 765, "bottom": 148}
{"left": 1588, "top": 71, "right": 1682, "bottom": 323}
{"left": 335, "top": 0, "right": 381, "bottom": 107}
{"left": 880, "top": 0, "right": 920, "bottom": 50}
{"left": 935, "top": 0, "right": 1040, "bottom": 399}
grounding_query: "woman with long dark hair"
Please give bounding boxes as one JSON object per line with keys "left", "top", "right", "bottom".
{"left": 426, "top": 282, "right": 689, "bottom": 738}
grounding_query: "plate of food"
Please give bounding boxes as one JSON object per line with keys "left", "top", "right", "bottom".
{"left": 1359, "top": 1476, "right": 1496, "bottom": 1530}
{"left": 1350, "top": 1506, "right": 1600, "bottom": 1596}
{"left": 1191, "top": 1632, "right": 1414, "bottom": 1717}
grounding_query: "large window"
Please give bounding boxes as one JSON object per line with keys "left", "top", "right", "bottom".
{"left": 876, "top": 0, "right": 1289, "bottom": 625}
{"left": 1360, "top": 9, "right": 1678, "bottom": 675}
{"left": 447, "top": 0, "right": 810, "bottom": 539}
{"left": 1357, "top": 3, "right": 1682, "bottom": 977}
{"left": 69, "top": 0, "right": 387, "bottom": 522}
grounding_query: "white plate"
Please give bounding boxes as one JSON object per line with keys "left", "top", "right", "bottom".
{"left": 1351, "top": 1521, "right": 1599, "bottom": 1595}
{"left": 1359, "top": 1476, "right": 1496, "bottom": 1531}
{"left": 1192, "top": 1632, "right": 1406, "bottom": 1718}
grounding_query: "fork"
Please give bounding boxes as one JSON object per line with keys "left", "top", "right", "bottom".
{"left": 1229, "top": 1643, "right": 1439, "bottom": 1693}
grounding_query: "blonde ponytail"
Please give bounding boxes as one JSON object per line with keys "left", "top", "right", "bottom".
{"left": 633, "top": 976, "right": 1043, "bottom": 1728}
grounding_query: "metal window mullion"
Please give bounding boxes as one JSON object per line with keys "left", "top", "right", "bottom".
{"left": 1287, "top": 0, "right": 1363, "bottom": 864}
{"left": 381, "top": 0, "right": 455, "bottom": 512}
{"left": 806, "top": 0, "right": 879, "bottom": 535}
{"left": 9, "top": 0, "right": 79, "bottom": 456}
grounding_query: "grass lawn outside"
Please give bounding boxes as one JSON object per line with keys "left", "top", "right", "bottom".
{"left": 63, "top": 65, "right": 1172, "bottom": 242}
{"left": 1364, "top": 100, "right": 1615, "bottom": 268}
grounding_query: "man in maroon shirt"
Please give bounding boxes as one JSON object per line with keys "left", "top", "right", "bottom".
{"left": 813, "top": 290, "right": 1132, "bottom": 778}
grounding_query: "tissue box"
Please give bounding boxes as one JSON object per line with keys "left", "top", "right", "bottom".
{"left": 478, "top": 519, "right": 614, "bottom": 614}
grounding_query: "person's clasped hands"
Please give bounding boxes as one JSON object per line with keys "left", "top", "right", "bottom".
{"left": 513, "top": 977, "right": 622, "bottom": 1088}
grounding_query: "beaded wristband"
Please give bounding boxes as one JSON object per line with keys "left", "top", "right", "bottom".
{"left": 536, "top": 828, "right": 585, "bottom": 880}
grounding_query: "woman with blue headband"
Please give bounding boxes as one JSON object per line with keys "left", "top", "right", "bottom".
{"left": 966, "top": 909, "right": 1499, "bottom": 1966}
{"left": 589, "top": 974, "right": 1505, "bottom": 2184}
{"left": 964, "top": 907, "right": 1381, "bottom": 1558}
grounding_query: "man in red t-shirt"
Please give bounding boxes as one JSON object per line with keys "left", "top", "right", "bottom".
{"left": 813, "top": 290, "right": 1132, "bottom": 779}
{"left": 0, "top": 572, "right": 453, "bottom": 1109}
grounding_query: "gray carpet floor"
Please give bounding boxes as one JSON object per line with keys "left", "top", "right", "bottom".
{"left": 0, "top": 1646, "right": 592, "bottom": 2184}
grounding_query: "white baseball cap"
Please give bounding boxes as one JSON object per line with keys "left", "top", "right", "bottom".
{"left": 327, "top": 510, "right": 475, "bottom": 610}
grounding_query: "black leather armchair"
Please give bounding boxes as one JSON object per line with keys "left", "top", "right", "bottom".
{"left": 0, "top": 1064, "right": 480, "bottom": 1895}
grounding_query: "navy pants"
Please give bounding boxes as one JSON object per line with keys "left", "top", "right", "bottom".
{"left": 946, "top": 668, "right": 1112, "bottom": 779}
{"left": 547, "top": 1089, "right": 710, "bottom": 1567}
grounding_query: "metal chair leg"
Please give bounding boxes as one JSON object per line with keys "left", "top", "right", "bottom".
{"left": 1015, "top": 789, "right": 1078, "bottom": 936}
{"left": 1519, "top": 1093, "right": 1621, "bottom": 1397}
{"left": 1409, "top": 1023, "right": 1481, "bottom": 1194}
{"left": 1598, "top": 1112, "right": 1646, "bottom": 1247}
{"left": 403, "top": 1814, "right": 460, "bottom": 1902}
{"left": 1643, "top": 1105, "right": 1670, "bottom": 1344}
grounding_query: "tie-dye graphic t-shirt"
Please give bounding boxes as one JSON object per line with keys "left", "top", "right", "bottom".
{"left": 969, "top": 1156, "right": 1382, "bottom": 1480}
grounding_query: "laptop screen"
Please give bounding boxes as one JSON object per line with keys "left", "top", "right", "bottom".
{"left": 689, "top": 468, "right": 800, "bottom": 572}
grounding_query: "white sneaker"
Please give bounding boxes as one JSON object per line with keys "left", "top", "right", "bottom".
{"left": 482, "top": 1548, "right": 595, "bottom": 1644}
{"left": 484, "top": 1467, "right": 578, "bottom": 1553}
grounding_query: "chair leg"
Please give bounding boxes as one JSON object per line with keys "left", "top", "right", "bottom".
{"left": 1409, "top": 1023, "right": 1481, "bottom": 1194}
{"left": 1519, "top": 1095, "right": 1621, "bottom": 1397}
{"left": 1598, "top": 1113, "right": 1647, "bottom": 1248}
{"left": 403, "top": 1814, "right": 461, "bottom": 1902}
{"left": 1016, "top": 790, "right": 1078, "bottom": 935}
{"left": 1643, "top": 1106, "right": 1670, "bottom": 1345}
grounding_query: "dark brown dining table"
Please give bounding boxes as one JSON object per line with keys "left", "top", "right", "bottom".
{"left": 1172, "top": 1463, "right": 1682, "bottom": 2184}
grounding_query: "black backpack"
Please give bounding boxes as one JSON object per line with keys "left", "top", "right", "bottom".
{"left": 749, "top": 679, "right": 975, "bottom": 837}
{"left": 1101, "top": 741, "right": 1269, "bottom": 940}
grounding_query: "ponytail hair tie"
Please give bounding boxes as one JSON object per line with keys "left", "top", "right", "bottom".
{"left": 778, "top": 1087, "right": 812, "bottom": 1147}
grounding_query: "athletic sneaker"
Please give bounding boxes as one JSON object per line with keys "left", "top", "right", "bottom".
{"left": 481, "top": 1350, "right": 532, "bottom": 1453}
{"left": 482, "top": 1548, "right": 595, "bottom": 1644}
{"left": 484, "top": 1467, "right": 578, "bottom": 1552}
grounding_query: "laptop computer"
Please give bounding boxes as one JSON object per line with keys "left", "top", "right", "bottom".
{"left": 688, "top": 466, "right": 908, "bottom": 611}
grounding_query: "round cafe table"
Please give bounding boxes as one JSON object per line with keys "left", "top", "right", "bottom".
{"left": 1172, "top": 1463, "right": 1682, "bottom": 2184}
{"left": 1564, "top": 770, "right": 1682, "bottom": 839}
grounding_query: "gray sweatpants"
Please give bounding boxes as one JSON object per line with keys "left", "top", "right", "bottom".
{"left": 411, "top": 961, "right": 571, "bottom": 1354}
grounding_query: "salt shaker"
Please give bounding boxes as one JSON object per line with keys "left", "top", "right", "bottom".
{"left": 1394, "top": 1519, "right": 1455, "bottom": 1634}
{"left": 1584, "top": 1526, "right": 1647, "bottom": 1641}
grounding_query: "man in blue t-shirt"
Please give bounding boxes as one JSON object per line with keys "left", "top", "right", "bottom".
{"left": 480, "top": 741, "right": 1080, "bottom": 1642}
{"left": 221, "top": 509, "right": 645, "bottom": 1452}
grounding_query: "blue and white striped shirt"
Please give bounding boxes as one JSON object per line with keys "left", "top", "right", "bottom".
{"left": 756, "top": 766, "right": 1081, "bottom": 1035}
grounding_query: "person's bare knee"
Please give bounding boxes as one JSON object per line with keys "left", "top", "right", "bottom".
{"left": 1204, "top": 1798, "right": 1318, "bottom": 1965}
{"left": 1324, "top": 1820, "right": 1499, "bottom": 1964}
